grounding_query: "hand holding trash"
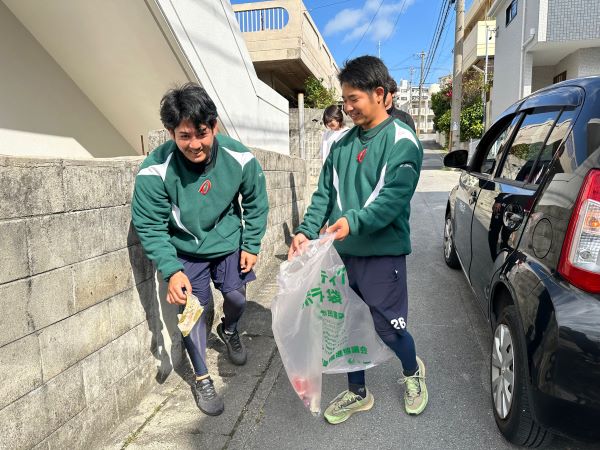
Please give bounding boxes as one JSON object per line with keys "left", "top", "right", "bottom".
{"left": 177, "top": 293, "right": 203, "bottom": 337}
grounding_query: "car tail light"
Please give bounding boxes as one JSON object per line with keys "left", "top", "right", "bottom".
{"left": 559, "top": 169, "right": 600, "bottom": 292}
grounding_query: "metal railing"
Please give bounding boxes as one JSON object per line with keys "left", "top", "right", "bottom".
{"left": 235, "top": 7, "right": 289, "bottom": 33}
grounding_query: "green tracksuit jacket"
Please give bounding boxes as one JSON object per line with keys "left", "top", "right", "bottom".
{"left": 296, "top": 117, "right": 423, "bottom": 256}
{"left": 131, "top": 135, "right": 268, "bottom": 280}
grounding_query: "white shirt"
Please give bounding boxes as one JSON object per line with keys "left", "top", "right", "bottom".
{"left": 320, "top": 127, "right": 349, "bottom": 163}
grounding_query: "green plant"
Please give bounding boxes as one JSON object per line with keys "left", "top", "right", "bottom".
{"left": 304, "top": 76, "right": 337, "bottom": 108}
{"left": 436, "top": 109, "right": 452, "bottom": 135}
{"left": 431, "top": 81, "right": 452, "bottom": 132}
{"left": 460, "top": 100, "right": 484, "bottom": 141}
{"left": 432, "top": 68, "right": 489, "bottom": 143}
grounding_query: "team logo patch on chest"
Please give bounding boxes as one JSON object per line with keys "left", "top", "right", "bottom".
{"left": 357, "top": 148, "right": 367, "bottom": 163}
{"left": 199, "top": 180, "right": 212, "bottom": 195}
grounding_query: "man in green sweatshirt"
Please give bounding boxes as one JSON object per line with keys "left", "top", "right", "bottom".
{"left": 131, "top": 83, "right": 268, "bottom": 416}
{"left": 288, "top": 56, "right": 428, "bottom": 424}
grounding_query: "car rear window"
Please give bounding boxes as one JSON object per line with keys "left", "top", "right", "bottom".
{"left": 529, "top": 107, "right": 578, "bottom": 180}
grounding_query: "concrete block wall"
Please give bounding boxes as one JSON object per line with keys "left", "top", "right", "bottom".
{"left": 0, "top": 141, "right": 309, "bottom": 449}
{"left": 0, "top": 155, "right": 155, "bottom": 450}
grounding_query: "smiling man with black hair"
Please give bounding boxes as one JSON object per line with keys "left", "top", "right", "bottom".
{"left": 131, "top": 83, "right": 268, "bottom": 417}
{"left": 289, "top": 55, "right": 428, "bottom": 424}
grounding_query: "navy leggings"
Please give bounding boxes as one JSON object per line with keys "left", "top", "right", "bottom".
{"left": 342, "top": 255, "right": 418, "bottom": 387}
{"left": 178, "top": 251, "right": 254, "bottom": 377}
{"left": 181, "top": 286, "right": 246, "bottom": 376}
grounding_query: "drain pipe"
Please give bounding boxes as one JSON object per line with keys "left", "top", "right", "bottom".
{"left": 518, "top": 0, "right": 536, "bottom": 98}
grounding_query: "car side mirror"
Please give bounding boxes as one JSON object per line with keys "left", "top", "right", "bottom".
{"left": 443, "top": 150, "right": 469, "bottom": 170}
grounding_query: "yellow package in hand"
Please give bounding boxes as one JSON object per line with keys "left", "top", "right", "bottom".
{"left": 177, "top": 294, "right": 203, "bottom": 337}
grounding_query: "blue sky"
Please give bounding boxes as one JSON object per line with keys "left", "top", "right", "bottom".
{"left": 230, "top": 0, "right": 475, "bottom": 85}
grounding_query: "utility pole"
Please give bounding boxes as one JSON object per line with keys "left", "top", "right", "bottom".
{"left": 482, "top": 25, "right": 495, "bottom": 131}
{"left": 450, "top": 0, "right": 464, "bottom": 150}
{"left": 408, "top": 66, "right": 415, "bottom": 107}
{"left": 417, "top": 51, "right": 426, "bottom": 136}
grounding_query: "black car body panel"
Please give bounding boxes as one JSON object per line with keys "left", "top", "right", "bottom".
{"left": 445, "top": 77, "right": 600, "bottom": 441}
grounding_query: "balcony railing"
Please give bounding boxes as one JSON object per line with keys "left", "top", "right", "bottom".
{"left": 234, "top": 7, "right": 289, "bottom": 33}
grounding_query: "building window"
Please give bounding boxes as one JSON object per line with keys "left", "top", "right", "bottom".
{"left": 506, "top": 0, "right": 518, "bottom": 26}
{"left": 553, "top": 71, "right": 567, "bottom": 83}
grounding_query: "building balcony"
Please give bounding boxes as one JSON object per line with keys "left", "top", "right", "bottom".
{"left": 463, "top": 20, "right": 496, "bottom": 70}
{"left": 232, "top": 0, "right": 340, "bottom": 103}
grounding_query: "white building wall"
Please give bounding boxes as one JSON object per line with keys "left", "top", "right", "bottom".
{"left": 490, "top": 0, "right": 526, "bottom": 120}
{"left": 577, "top": 48, "right": 600, "bottom": 77}
{"left": 1, "top": 0, "right": 290, "bottom": 158}
{"left": 155, "top": 0, "right": 289, "bottom": 154}
{"left": 0, "top": 3, "right": 135, "bottom": 158}
{"left": 546, "top": 0, "right": 600, "bottom": 42}
{"left": 555, "top": 51, "right": 583, "bottom": 79}
{"left": 532, "top": 66, "right": 555, "bottom": 91}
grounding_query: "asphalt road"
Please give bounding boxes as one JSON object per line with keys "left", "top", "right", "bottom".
{"left": 230, "top": 143, "right": 595, "bottom": 450}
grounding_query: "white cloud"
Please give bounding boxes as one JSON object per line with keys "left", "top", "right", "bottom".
{"left": 324, "top": 0, "right": 416, "bottom": 43}
{"left": 324, "top": 9, "right": 363, "bottom": 35}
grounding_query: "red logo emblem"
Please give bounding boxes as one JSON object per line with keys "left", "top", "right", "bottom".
{"left": 199, "top": 180, "right": 211, "bottom": 195}
{"left": 357, "top": 148, "right": 367, "bottom": 163}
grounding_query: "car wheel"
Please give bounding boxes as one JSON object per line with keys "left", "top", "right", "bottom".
{"left": 443, "top": 212, "right": 460, "bottom": 269}
{"left": 491, "top": 306, "right": 553, "bottom": 447}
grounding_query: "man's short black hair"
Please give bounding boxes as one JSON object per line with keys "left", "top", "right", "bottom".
{"left": 160, "top": 82, "right": 218, "bottom": 131}
{"left": 338, "top": 55, "right": 392, "bottom": 96}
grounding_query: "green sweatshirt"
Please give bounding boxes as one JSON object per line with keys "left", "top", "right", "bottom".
{"left": 131, "top": 135, "right": 268, "bottom": 280}
{"left": 296, "top": 117, "right": 423, "bottom": 256}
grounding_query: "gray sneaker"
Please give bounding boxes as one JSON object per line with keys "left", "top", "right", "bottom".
{"left": 217, "top": 323, "right": 247, "bottom": 365}
{"left": 194, "top": 378, "right": 224, "bottom": 416}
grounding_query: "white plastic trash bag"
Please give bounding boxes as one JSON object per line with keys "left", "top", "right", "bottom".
{"left": 272, "top": 235, "right": 394, "bottom": 415}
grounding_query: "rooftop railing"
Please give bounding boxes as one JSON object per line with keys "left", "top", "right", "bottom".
{"left": 234, "top": 7, "right": 289, "bottom": 33}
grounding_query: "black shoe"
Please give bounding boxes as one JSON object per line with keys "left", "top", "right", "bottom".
{"left": 217, "top": 323, "right": 247, "bottom": 366}
{"left": 194, "top": 377, "right": 224, "bottom": 416}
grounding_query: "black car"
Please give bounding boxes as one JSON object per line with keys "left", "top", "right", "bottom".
{"left": 443, "top": 77, "right": 600, "bottom": 447}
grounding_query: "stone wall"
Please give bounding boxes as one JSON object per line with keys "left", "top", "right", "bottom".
{"left": 0, "top": 144, "right": 308, "bottom": 449}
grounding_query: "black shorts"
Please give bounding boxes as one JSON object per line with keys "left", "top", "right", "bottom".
{"left": 341, "top": 254, "right": 409, "bottom": 337}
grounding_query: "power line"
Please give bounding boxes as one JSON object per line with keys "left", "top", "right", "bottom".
{"left": 425, "top": 18, "right": 453, "bottom": 83}
{"left": 389, "top": 55, "right": 414, "bottom": 69}
{"left": 423, "top": 0, "right": 452, "bottom": 82}
{"left": 308, "top": 0, "right": 354, "bottom": 11}
{"left": 423, "top": 0, "right": 451, "bottom": 80}
{"left": 345, "top": 0, "right": 386, "bottom": 60}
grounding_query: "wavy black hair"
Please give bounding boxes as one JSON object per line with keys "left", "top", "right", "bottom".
{"left": 159, "top": 82, "right": 218, "bottom": 131}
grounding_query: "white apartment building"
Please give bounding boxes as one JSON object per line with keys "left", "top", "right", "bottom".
{"left": 489, "top": 0, "right": 600, "bottom": 121}
{"left": 394, "top": 79, "right": 440, "bottom": 134}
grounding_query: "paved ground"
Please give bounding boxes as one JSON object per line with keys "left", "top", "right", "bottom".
{"left": 105, "top": 142, "right": 594, "bottom": 450}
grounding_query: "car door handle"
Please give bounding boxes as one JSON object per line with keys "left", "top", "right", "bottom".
{"left": 503, "top": 211, "right": 523, "bottom": 226}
